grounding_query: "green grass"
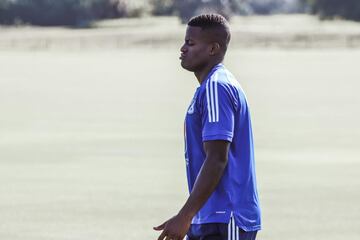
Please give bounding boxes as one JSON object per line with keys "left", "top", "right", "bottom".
{"left": 1, "top": 16, "right": 360, "bottom": 239}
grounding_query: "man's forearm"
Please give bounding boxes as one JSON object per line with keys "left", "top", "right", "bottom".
{"left": 178, "top": 156, "right": 228, "bottom": 220}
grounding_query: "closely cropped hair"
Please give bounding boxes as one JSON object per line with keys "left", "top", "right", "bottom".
{"left": 188, "top": 13, "right": 229, "bottom": 30}
{"left": 188, "top": 13, "right": 231, "bottom": 51}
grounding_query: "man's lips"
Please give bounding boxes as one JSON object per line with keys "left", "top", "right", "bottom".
{"left": 179, "top": 53, "right": 186, "bottom": 60}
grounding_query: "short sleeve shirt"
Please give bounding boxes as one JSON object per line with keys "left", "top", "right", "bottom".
{"left": 184, "top": 63, "right": 261, "bottom": 231}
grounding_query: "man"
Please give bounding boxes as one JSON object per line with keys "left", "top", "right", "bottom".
{"left": 154, "top": 14, "right": 261, "bottom": 240}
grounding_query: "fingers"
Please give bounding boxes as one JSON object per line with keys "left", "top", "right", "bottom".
{"left": 153, "top": 221, "right": 167, "bottom": 231}
{"left": 156, "top": 229, "right": 181, "bottom": 240}
{"left": 157, "top": 230, "right": 167, "bottom": 240}
{"left": 162, "top": 232, "right": 183, "bottom": 240}
{"left": 156, "top": 230, "right": 183, "bottom": 240}
{"left": 164, "top": 235, "right": 178, "bottom": 240}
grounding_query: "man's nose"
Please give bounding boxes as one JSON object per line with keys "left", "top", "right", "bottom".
{"left": 180, "top": 44, "right": 187, "bottom": 53}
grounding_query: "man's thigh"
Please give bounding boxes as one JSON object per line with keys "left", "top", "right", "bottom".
{"left": 186, "top": 223, "right": 257, "bottom": 240}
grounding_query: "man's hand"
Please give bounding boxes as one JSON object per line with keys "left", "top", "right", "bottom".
{"left": 154, "top": 141, "right": 229, "bottom": 240}
{"left": 153, "top": 214, "right": 192, "bottom": 240}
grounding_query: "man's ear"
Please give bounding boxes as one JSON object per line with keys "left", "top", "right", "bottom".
{"left": 209, "top": 42, "right": 221, "bottom": 56}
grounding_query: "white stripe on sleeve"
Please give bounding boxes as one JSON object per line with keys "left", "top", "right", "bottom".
{"left": 209, "top": 79, "right": 216, "bottom": 122}
{"left": 214, "top": 79, "right": 219, "bottom": 122}
{"left": 206, "top": 80, "right": 212, "bottom": 122}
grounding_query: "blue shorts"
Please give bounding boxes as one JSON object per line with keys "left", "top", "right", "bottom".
{"left": 186, "top": 217, "right": 257, "bottom": 240}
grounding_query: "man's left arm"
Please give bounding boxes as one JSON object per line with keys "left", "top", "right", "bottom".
{"left": 154, "top": 140, "right": 230, "bottom": 240}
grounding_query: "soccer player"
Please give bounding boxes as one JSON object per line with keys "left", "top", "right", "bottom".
{"left": 154, "top": 14, "right": 261, "bottom": 240}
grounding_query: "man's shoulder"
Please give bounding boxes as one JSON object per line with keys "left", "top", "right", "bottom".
{"left": 209, "top": 66, "right": 240, "bottom": 88}
{"left": 197, "top": 65, "right": 243, "bottom": 102}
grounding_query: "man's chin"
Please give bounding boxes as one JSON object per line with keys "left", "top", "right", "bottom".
{"left": 180, "top": 61, "right": 194, "bottom": 72}
{"left": 180, "top": 61, "right": 187, "bottom": 69}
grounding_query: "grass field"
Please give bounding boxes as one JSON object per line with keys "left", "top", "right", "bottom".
{"left": 1, "top": 16, "right": 360, "bottom": 240}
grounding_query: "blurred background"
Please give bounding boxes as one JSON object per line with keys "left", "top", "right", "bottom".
{"left": 1, "top": 1, "right": 359, "bottom": 240}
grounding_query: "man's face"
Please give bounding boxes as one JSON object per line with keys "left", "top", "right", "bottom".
{"left": 179, "top": 26, "right": 211, "bottom": 72}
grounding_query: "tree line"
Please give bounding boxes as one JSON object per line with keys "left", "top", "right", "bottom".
{"left": 0, "top": 0, "right": 359, "bottom": 27}
{"left": 304, "top": 0, "right": 360, "bottom": 21}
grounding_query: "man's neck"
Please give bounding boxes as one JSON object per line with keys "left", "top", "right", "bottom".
{"left": 194, "top": 61, "right": 222, "bottom": 85}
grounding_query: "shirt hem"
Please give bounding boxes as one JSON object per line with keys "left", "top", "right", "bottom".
{"left": 192, "top": 217, "right": 261, "bottom": 232}
{"left": 191, "top": 220, "right": 261, "bottom": 232}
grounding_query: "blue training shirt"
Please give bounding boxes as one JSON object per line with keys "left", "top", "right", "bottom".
{"left": 184, "top": 63, "right": 261, "bottom": 232}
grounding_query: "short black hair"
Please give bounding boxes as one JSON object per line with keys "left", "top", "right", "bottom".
{"left": 187, "top": 13, "right": 231, "bottom": 51}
